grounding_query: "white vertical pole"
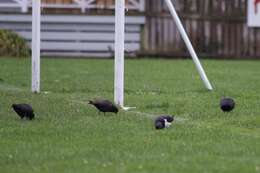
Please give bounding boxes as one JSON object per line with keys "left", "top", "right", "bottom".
{"left": 114, "top": 0, "right": 125, "bottom": 107}
{"left": 21, "top": 0, "right": 28, "bottom": 13}
{"left": 165, "top": 0, "right": 213, "bottom": 90}
{"left": 139, "top": 0, "right": 145, "bottom": 11}
{"left": 32, "top": 0, "right": 41, "bottom": 93}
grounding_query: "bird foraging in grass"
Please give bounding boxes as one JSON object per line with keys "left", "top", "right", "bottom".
{"left": 220, "top": 97, "right": 235, "bottom": 112}
{"left": 154, "top": 115, "right": 174, "bottom": 130}
{"left": 88, "top": 99, "right": 118, "bottom": 114}
{"left": 12, "top": 104, "right": 35, "bottom": 120}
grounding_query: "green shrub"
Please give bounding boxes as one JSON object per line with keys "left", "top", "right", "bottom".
{"left": 0, "top": 29, "right": 30, "bottom": 57}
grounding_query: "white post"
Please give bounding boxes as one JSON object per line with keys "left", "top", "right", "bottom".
{"left": 13, "top": 0, "right": 28, "bottom": 13}
{"left": 114, "top": 0, "right": 125, "bottom": 107}
{"left": 139, "top": 0, "right": 145, "bottom": 12}
{"left": 32, "top": 0, "right": 41, "bottom": 93}
{"left": 21, "top": 0, "right": 28, "bottom": 13}
{"left": 165, "top": 0, "right": 213, "bottom": 90}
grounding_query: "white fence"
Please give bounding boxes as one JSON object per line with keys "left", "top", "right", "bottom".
{"left": 0, "top": 14, "right": 145, "bottom": 57}
{"left": 0, "top": 0, "right": 145, "bottom": 13}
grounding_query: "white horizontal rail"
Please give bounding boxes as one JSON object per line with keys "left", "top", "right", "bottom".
{"left": 17, "top": 31, "right": 141, "bottom": 42}
{"left": 0, "top": 0, "right": 145, "bottom": 13}
{"left": 0, "top": 14, "right": 145, "bottom": 24}
{"left": 0, "top": 3, "right": 21, "bottom": 7}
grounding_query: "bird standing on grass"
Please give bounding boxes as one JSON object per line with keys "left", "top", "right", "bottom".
{"left": 89, "top": 99, "right": 118, "bottom": 114}
{"left": 220, "top": 97, "right": 235, "bottom": 112}
{"left": 154, "top": 115, "right": 174, "bottom": 130}
{"left": 12, "top": 104, "right": 35, "bottom": 120}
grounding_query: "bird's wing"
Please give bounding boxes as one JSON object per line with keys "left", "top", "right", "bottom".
{"left": 103, "top": 100, "right": 114, "bottom": 105}
{"left": 20, "top": 104, "right": 34, "bottom": 113}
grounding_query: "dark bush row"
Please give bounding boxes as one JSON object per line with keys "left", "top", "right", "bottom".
{"left": 0, "top": 29, "right": 30, "bottom": 57}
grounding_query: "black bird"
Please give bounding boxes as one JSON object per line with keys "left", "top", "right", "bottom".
{"left": 12, "top": 104, "right": 35, "bottom": 120}
{"left": 89, "top": 99, "right": 118, "bottom": 114}
{"left": 155, "top": 120, "right": 165, "bottom": 130}
{"left": 154, "top": 115, "right": 174, "bottom": 130}
{"left": 220, "top": 97, "right": 235, "bottom": 112}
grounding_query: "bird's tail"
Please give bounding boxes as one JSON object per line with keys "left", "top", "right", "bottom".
{"left": 88, "top": 100, "right": 94, "bottom": 105}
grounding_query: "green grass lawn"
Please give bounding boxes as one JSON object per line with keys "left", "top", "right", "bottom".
{"left": 0, "top": 57, "right": 260, "bottom": 173}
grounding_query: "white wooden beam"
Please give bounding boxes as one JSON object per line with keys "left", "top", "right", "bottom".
{"left": 114, "top": 0, "right": 125, "bottom": 107}
{"left": 31, "top": 0, "right": 41, "bottom": 93}
{"left": 139, "top": 0, "right": 145, "bottom": 11}
{"left": 13, "top": 0, "right": 29, "bottom": 13}
{"left": 165, "top": 0, "right": 213, "bottom": 90}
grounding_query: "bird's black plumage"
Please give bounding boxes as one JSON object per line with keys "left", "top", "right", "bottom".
{"left": 155, "top": 120, "right": 165, "bottom": 129}
{"left": 159, "top": 115, "right": 174, "bottom": 122}
{"left": 154, "top": 115, "right": 174, "bottom": 129}
{"left": 89, "top": 99, "right": 118, "bottom": 114}
{"left": 220, "top": 97, "right": 235, "bottom": 112}
{"left": 12, "top": 104, "right": 35, "bottom": 120}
